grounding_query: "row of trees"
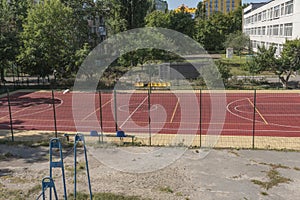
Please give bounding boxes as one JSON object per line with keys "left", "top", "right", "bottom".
{"left": 146, "top": 6, "right": 243, "bottom": 51}
{"left": 247, "top": 39, "right": 300, "bottom": 88}
{"left": 0, "top": 0, "right": 243, "bottom": 83}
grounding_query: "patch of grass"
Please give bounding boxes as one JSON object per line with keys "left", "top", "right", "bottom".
{"left": 293, "top": 167, "right": 300, "bottom": 171}
{"left": 69, "top": 192, "right": 143, "bottom": 200}
{"left": 175, "top": 192, "right": 183, "bottom": 196}
{"left": 26, "top": 184, "right": 42, "bottom": 197}
{"left": 3, "top": 176, "right": 27, "bottom": 184}
{"left": 65, "top": 162, "right": 86, "bottom": 176}
{"left": 0, "top": 136, "right": 72, "bottom": 148}
{"left": 259, "top": 162, "right": 290, "bottom": 169}
{"left": 231, "top": 174, "right": 242, "bottom": 179}
{"left": 159, "top": 186, "right": 173, "bottom": 193}
{"left": 228, "top": 150, "right": 239, "bottom": 157}
{"left": 251, "top": 168, "right": 292, "bottom": 190}
{"left": 4, "top": 152, "right": 14, "bottom": 158}
{"left": 0, "top": 187, "right": 24, "bottom": 199}
{"left": 261, "top": 191, "right": 268, "bottom": 196}
{"left": 0, "top": 152, "right": 15, "bottom": 160}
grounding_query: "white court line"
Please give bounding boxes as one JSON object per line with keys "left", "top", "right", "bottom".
{"left": 81, "top": 99, "right": 112, "bottom": 121}
{"left": 119, "top": 96, "right": 148, "bottom": 129}
{"left": 0, "top": 105, "right": 32, "bottom": 120}
{"left": 170, "top": 98, "right": 180, "bottom": 123}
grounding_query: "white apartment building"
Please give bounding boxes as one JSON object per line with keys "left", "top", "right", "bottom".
{"left": 243, "top": 0, "right": 300, "bottom": 56}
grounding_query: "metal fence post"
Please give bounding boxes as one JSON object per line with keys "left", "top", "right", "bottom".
{"left": 6, "top": 88, "right": 14, "bottom": 142}
{"left": 98, "top": 90, "right": 104, "bottom": 143}
{"left": 113, "top": 89, "right": 118, "bottom": 131}
{"left": 51, "top": 88, "right": 58, "bottom": 138}
{"left": 252, "top": 89, "right": 257, "bottom": 149}
{"left": 148, "top": 88, "right": 151, "bottom": 146}
{"left": 199, "top": 89, "right": 202, "bottom": 148}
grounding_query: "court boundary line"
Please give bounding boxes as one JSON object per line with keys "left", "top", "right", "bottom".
{"left": 0, "top": 106, "right": 32, "bottom": 120}
{"left": 119, "top": 96, "right": 148, "bottom": 129}
{"left": 0, "top": 94, "right": 64, "bottom": 119}
{"left": 170, "top": 98, "right": 180, "bottom": 123}
{"left": 247, "top": 98, "right": 268, "bottom": 125}
{"left": 81, "top": 99, "right": 112, "bottom": 121}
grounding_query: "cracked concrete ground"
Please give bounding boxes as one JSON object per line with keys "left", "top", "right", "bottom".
{"left": 0, "top": 145, "right": 300, "bottom": 200}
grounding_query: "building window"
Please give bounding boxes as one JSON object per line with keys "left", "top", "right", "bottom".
{"left": 226, "top": 0, "right": 230, "bottom": 11}
{"left": 258, "top": 12, "right": 262, "bottom": 21}
{"left": 221, "top": 1, "right": 223, "bottom": 11}
{"left": 247, "top": 17, "right": 250, "bottom": 25}
{"left": 262, "top": 10, "right": 266, "bottom": 21}
{"left": 269, "top": 7, "right": 273, "bottom": 19}
{"left": 273, "top": 25, "right": 279, "bottom": 36}
{"left": 280, "top": 24, "right": 283, "bottom": 36}
{"left": 284, "top": 23, "right": 293, "bottom": 36}
{"left": 262, "top": 26, "right": 266, "bottom": 35}
{"left": 285, "top": 0, "right": 293, "bottom": 15}
{"left": 281, "top": 3, "right": 285, "bottom": 15}
{"left": 274, "top": 5, "right": 280, "bottom": 18}
{"left": 246, "top": 28, "right": 250, "bottom": 35}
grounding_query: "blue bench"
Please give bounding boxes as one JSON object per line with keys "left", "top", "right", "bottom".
{"left": 90, "top": 130, "right": 135, "bottom": 145}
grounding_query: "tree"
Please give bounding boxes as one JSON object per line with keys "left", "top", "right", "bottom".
{"left": 110, "top": 0, "right": 152, "bottom": 30}
{"left": 61, "top": 0, "right": 91, "bottom": 47}
{"left": 195, "top": 1, "right": 206, "bottom": 20}
{"left": 199, "top": 60, "right": 231, "bottom": 88}
{"left": 145, "top": 10, "right": 170, "bottom": 28}
{"left": 0, "top": 0, "right": 27, "bottom": 82}
{"left": 105, "top": 0, "right": 127, "bottom": 35}
{"left": 247, "top": 40, "right": 300, "bottom": 88}
{"left": 145, "top": 10, "right": 195, "bottom": 37}
{"left": 247, "top": 45, "right": 279, "bottom": 74}
{"left": 280, "top": 39, "right": 300, "bottom": 88}
{"left": 224, "top": 31, "right": 250, "bottom": 56}
{"left": 216, "top": 61, "right": 232, "bottom": 85}
{"left": 169, "top": 10, "right": 195, "bottom": 38}
{"left": 18, "top": 0, "right": 77, "bottom": 78}
{"left": 195, "top": 12, "right": 234, "bottom": 51}
{"left": 194, "top": 6, "right": 243, "bottom": 52}
{"left": 227, "top": 6, "right": 243, "bottom": 33}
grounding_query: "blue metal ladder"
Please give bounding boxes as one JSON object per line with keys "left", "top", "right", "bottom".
{"left": 74, "top": 133, "right": 92, "bottom": 200}
{"left": 41, "top": 177, "right": 58, "bottom": 200}
{"left": 49, "top": 138, "right": 67, "bottom": 200}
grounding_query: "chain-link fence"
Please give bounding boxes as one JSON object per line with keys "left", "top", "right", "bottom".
{"left": 1, "top": 88, "right": 300, "bottom": 150}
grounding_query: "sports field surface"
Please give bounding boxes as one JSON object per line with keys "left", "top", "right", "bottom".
{"left": 1, "top": 90, "right": 300, "bottom": 139}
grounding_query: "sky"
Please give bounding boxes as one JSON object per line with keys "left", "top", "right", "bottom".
{"left": 167, "top": 0, "right": 270, "bottom": 10}
{"left": 242, "top": 0, "right": 269, "bottom": 4}
{"left": 167, "top": 0, "right": 199, "bottom": 10}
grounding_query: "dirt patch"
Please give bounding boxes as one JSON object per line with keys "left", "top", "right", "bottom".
{"left": 0, "top": 142, "right": 300, "bottom": 200}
